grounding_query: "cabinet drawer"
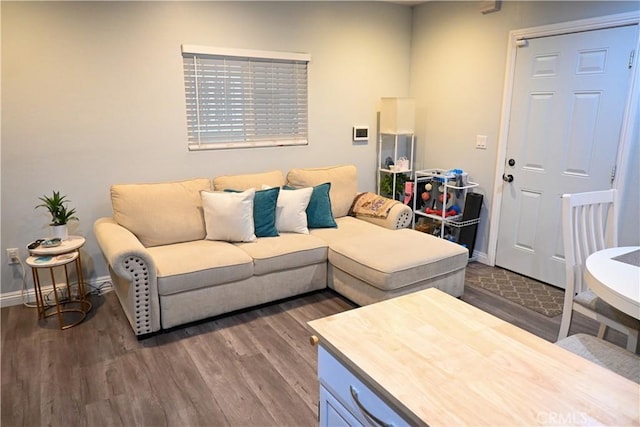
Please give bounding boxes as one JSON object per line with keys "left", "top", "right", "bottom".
{"left": 318, "top": 346, "right": 410, "bottom": 427}
{"left": 320, "top": 385, "right": 363, "bottom": 427}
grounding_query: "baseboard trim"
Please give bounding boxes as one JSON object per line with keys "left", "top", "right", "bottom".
{"left": 0, "top": 275, "right": 112, "bottom": 308}
{"left": 473, "top": 250, "right": 489, "bottom": 265}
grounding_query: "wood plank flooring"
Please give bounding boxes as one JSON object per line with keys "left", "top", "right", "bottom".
{"left": 0, "top": 265, "right": 624, "bottom": 426}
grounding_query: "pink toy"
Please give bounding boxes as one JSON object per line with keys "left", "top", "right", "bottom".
{"left": 404, "top": 182, "right": 414, "bottom": 205}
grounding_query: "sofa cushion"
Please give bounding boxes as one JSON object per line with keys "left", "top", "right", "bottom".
{"left": 306, "top": 183, "right": 338, "bottom": 229}
{"left": 273, "top": 186, "right": 313, "bottom": 234}
{"left": 213, "top": 170, "right": 284, "bottom": 191}
{"left": 310, "top": 216, "right": 385, "bottom": 244}
{"left": 286, "top": 165, "right": 357, "bottom": 218}
{"left": 285, "top": 182, "right": 337, "bottom": 229}
{"left": 252, "top": 187, "right": 280, "bottom": 237}
{"left": 202, "top": 189, "right": 257, "bottom": 243}
{"left": 111, "top": 178, "right": 211, "bottom": 247}
{"left": 225, "top": 187, "right": 280, "bottom": 238}
{"left": 234, "top": 234, "right": 328, "bottom": 276}
{"left": 328, "top": 228, "right": 469, "bottom": 292}
{"left": 148, "top": 240, "right": 254, "bottom": 296}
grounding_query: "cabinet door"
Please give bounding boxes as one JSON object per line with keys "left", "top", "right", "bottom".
{"left": 318, "top": 346, "right": 410, "bottom": 426}
{"left": 320, "top": 385, "right": 363, "bottom": 427}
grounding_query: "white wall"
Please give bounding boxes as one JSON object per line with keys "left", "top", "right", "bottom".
{"left": 3, "top": 1, "right": 638, "bottom": 301}
{"left": 410, "top": 1, "right": 640, "bottom": 259}
{"left": 1, "top": 1, "right": 413, "bottom": 296}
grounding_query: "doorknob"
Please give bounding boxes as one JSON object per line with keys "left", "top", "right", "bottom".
{"left": 502, "top": 173, "right": 514, "bottom": 183}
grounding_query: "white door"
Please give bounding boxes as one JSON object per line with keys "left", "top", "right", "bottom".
{"left": 496, "top": 24, "right": 638, "bottom": 288}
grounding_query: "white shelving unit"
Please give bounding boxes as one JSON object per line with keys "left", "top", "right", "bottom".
{"left": 377, "top": 132, "right": 415, "bottom": 200}
{"left": 412, "top": 169, "right": 480, "bottom": 241}
{"left": 377, "top": 97, "right": 415, "bottom": 201}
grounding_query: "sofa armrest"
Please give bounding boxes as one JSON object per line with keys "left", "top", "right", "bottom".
{"left": 353, "top": 198, "right": 413, "bottom": 230}
{"left": 94, "top": 217, "right": 160, "bottom": 336}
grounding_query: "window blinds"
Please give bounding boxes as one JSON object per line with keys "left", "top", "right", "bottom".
{"left": 182, "top": 46, "right": 310, "bottom": 150}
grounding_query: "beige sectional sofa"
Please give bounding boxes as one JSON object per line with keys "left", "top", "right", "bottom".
{"left": 94, "top": 165, "right": 469, "bottom": 337}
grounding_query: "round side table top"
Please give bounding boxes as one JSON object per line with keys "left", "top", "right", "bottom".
{"left": 29, "top": 235, "right": 85, "bottom": 256}
{"left": 26, "top": 251, "right": 78, "bottom": 268}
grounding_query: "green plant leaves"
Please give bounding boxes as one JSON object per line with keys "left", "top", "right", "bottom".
{"left": 35, "top": 190, "right": 79, "bottom": 225}
{"left": 380, "top": 174, "right": 408, "bottom": 200}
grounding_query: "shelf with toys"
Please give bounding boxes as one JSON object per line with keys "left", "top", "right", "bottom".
{"left": 377, "top": 133, "right": 414, "bottom": 201}
{"left": 410, "top": 169, "right": 482, "bottom": 257}
{"left": 376, "top": 97, "right": 415, "bottom": 201}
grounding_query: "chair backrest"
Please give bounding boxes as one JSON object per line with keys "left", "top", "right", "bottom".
{"left": 562, "top": 189, "right": 618, "bottom": 296}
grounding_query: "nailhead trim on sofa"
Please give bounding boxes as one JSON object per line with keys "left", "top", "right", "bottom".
{"left": 124, "top": 256, "right": 152, "bottom": 335}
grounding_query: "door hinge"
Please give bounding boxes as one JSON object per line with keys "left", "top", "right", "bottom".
{"left": 610, "top": 165, "right": 616, "bottom": 184}
{"left": 629, "top": 50, "right": 635, "bottom": 69}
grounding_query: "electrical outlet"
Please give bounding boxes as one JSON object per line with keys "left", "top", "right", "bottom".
{"left": 6, "top": 248, "right": 19, "bottom": 264}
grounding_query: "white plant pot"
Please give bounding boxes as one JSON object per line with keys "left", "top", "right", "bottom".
{"left": 50, "top": 224, "right": 69, "bottom": 241}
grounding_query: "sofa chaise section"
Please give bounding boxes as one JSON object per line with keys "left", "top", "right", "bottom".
{"left": 308, "top": 216, "right": 468, "bottom": 305}
{"left": 292, "top": 167, "right": 469, "bottom": 306}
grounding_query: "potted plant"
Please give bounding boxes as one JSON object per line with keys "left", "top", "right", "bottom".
{"left": 35, "top": 190, "right": 79, "bottom": 240}
{"left": 380, "top": 174, "right": 409, "bottom": 201}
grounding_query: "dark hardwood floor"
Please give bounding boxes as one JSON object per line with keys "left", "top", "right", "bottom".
{"left": 0, "top": 265, "right": 623, "bottom": 426}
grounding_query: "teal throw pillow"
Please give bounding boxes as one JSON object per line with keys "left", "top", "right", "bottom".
{"left": 285, "top": 182, "right": 337, "bottom": 229}
{"left": 225, "top": 187, "right": 280, "bottom": 237}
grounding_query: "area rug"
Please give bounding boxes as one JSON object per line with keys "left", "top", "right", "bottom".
{"left": 465, "top": 263, "right": 565, "bottom": 318}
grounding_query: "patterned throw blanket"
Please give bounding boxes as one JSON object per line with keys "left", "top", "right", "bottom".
{"left": 349, "top": 192, "right": 400, "bottom": 218}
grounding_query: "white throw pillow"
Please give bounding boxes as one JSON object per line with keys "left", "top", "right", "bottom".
{"left": 201, "top": 189, "right": 256, "bottom": 242}
{"left": 263, "top": 185, "right": 312, "bottom": 234}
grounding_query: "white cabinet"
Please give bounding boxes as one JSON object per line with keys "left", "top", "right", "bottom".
{"left": 377, "top": 133, "right": 414, "bottom": 201}
{"left": 319, "top": 386, "right": 363, "bottom": 427}
{"left": 317, "top": 345, "right": 409, "bottom": 427}
{"left": 412, "top": 169, "right": 481, "bottom": 253}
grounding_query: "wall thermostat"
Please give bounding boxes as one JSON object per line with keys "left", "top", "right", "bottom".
{"left": 353, "top": 126, "right": 369, "bottom": 141}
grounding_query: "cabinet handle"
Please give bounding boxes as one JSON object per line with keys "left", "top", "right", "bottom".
{"left": 350, "top": 385, "right": 394, "bottom": 427}
{"left": 309, "top": 335, "right": 319, "bottom": 346}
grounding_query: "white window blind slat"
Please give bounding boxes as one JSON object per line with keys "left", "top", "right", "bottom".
{"left": 183, "top": 47, "right": 309, "bottom": 150}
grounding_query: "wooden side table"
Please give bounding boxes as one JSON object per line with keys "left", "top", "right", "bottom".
{"left": 26, "top": 236, "right": 92, "bottom": 329}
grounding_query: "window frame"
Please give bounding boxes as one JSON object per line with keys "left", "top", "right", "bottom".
{"left": 181, "top": 44, "right": 311, "bottom": 151}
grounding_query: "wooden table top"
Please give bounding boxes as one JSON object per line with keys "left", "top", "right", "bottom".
{"left": 308, "top": 288, "right": 640, "bottom": 426}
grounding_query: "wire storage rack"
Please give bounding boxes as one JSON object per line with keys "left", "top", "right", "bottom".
{"left": 412, "top": 169, "right": 480, "bottom": 253}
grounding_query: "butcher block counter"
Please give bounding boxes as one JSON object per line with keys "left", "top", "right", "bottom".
{"left": 307, "top": 288, "right": 639, "bottom": 426}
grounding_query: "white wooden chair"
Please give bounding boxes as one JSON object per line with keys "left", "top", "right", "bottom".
{"left": 557, "top": 189, "right": 639, "bottom": 351}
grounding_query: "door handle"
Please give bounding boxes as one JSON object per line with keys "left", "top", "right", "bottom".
{"left": 350, "top": 386, "right": 393, "bottom": 427}
{"left": 502, "top": 173, "right": 514, "bottom": 183}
